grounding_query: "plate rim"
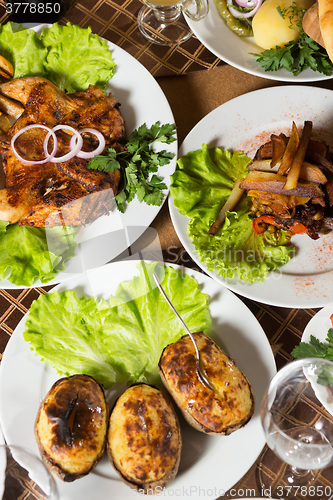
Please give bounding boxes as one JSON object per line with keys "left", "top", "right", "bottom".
{"left": 0, "top": 23, "right": 177, "bottom": 289}
{"left": 169, "top": 85, "right": 333, "bottom": 308}
{"left": 0, "top": 258, "right": 276, "bottom": 500}
{"left": 185, "top": 0, "right": 333, "bottom": 83}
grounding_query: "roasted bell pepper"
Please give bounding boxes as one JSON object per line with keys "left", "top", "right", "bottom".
{"left": 252, "top": 215, "right": 308, "bottom": 235}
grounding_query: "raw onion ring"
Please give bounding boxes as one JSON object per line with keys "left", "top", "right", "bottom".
{"left": 44, "top": 124, "right": 83, "bottom": 163}
{"left": 227, "top": 0, "right": 262, "bottom": 18}
{"left": 11, "top": 124, "right": 58, "bottom": 165}
{"left": 70, "top": 128, "right": 106, "bottom": 159}
{"left": 234, "top": 0, "right": 257, "bottom": 7}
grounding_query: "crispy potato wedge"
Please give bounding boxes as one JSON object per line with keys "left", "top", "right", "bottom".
{"left": 277, "top": 121, "right": 300, "bottom": 175}
{"left": 0, "top": 94, "right": 24, "bottom": 116}
{"left": 0, "top": 55, "right": 13, "bottom": 79}
{"left": 107, "top": 384, "right": 181, "bottom": 494}
{"left": 209, "top": 178, "right": 244, "bottom": 235}
{"left": 248, "top": 159, "right": 327, "bottom": 184}
{"left": 271, "top": 133, "right": 287, "bottom": 168}
{"left": 35, "top": 374, "right": 108, "bottom": 482}
{"left": 284, "top": 121, "right": 312, "bottom": 190}
{"left": 159, "top": 332, "right": 254, "bottom": 435}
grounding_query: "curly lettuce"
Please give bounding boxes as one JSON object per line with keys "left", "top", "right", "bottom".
{"left": 40, "top": 23, "right": 116, "bottom": 92}
{"left": 23, "top": 262, "right": 212, "bottom": 388}
{"left": 0, "top": 223, "right": 77, "bottom": 286}
{"left": 0, "top": 22, "right": 116, "bottom": 92}
{"left": 170, "top": 145, "right": 295, "bottom": 283}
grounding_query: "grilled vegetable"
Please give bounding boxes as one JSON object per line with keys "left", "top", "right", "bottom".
{"left": 107, "top": 383, "right": 181, "bottom": 493}
{"left": 35, "top": 374, "right": 108, "bottom": 482}
{"left": 159, "top": 332, "right": 255, "bottom": 435}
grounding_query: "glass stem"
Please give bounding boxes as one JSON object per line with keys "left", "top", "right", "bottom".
{"left": 153, "top": 6, "right": 182, "bottom": 23}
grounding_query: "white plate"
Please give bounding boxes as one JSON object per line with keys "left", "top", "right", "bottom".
{"left": 0, "top": 24, "right": 177, "bottom": 289}
{"left": 0, "top": 260, "right": 276, "bottom": 500}
{"left": 186, "top": 1, "right": 333, "bottom": 82}
{"left": 302, "top": 307, "right": 333, "bottom": 414}
{"left": 169, "top": 85, "right": 333, "bottom": 308}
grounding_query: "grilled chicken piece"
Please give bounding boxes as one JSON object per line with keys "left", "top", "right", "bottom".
{"left": 0, "top": 77, "right": 125, "bottom": 227}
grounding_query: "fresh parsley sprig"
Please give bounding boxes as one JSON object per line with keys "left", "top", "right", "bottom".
{"left": 250, "top": 2, "right": 333, "bottom": 76}
{"left": 87, "top": 122, "right": 176, "bottom": 213}
{"left": 292, "top": 328, "right": 333, "bottom": 386}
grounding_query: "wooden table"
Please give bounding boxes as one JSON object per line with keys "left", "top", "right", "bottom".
{"left": 0, "top": 1, "right": 333, "bottom": 498}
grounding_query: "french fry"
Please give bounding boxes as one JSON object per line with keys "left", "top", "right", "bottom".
{"left": 209, "top": 179, "right": 244, "bottom": 236}
{"left": 284, "top": 121, "right": 313, "bottom": 190}
{"left": 277, "top": 121, "right": 300, "bottom": 175}
{"left": 248, "top": 159, "right": 327, "bottom": 183}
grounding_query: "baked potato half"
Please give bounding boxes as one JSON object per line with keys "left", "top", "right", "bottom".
{"left": 35, "top": 374, "right": 108, "bottom": 482}
{"left": 159, "top": 332, "right": 255, "bottom": 435}
{"left": 107, "top": 383, "right": 181, "bottom": 494}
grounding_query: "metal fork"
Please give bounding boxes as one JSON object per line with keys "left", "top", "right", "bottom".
{"left": 153, "top": 271, "right": 215, "bottom": 391}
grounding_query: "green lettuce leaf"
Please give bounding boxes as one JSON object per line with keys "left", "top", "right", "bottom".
{"left": 23, "top": 262, "right": 212, "bottom": 388}
{"left": 0, "top": 224, "right": 77, "bottom": 286}
{"left": 40, "top": 23, "right": 116, "bottom": 92}
{"left": 0, "top": 22, "right": 47, "bottom": 78}
{"left": 170, "top": 145, "right": 295, "bottom": 283}
{"left": 0, "top": 22, "right": 116, "bottom": 92}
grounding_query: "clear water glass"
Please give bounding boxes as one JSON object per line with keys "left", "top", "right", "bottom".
{"left": 259, "top": 358, "right": 333, "bottom": 494}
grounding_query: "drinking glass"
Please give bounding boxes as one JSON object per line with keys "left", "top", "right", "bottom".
{"left": 137, "top": 0, "right": 209, "bottom": 46}
{"left": 0, "top": 444, "right": 58, "bottom": 500}
{"left": 259, "top": 358, "right": 333, "bottom": 497}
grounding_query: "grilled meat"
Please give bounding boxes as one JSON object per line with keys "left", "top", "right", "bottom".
{"left": 0, "top": 77, "right": 125, "bottom": 227}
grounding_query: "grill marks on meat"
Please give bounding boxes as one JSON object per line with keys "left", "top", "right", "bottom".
{"left": 0, "top": 77, "right": 125, "bottom": 227}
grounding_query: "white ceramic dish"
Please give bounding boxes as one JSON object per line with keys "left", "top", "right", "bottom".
{"left": 301, "top": 307, "right": 333, "bottom": 415}
{"left": 186, "top": 1, "right": 333, "bottom": 82}
{"left": 0, "top": 24, "right": 177, "bottom": 289}
{"left": 169, "top": 85, "right": 333, "bottom": 308}
{"left": 0, "top": 260, "right": 276, "bottom": 500}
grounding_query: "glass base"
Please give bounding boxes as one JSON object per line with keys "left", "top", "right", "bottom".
{"left": 257, "top": 447, "right": 321, "bottom": 498}
{"left": 138, "top": 6, "right": 192, "bottom": 46}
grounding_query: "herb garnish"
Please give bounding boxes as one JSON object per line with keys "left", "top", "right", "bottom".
{"left": 250, "top": 2, "right": 333, "bottom": 76}
{"left": 87, "top": 122, "right": 176, "bottom": 213}
{"left": 292, "top": 328, "right": 333, "bottom": 386}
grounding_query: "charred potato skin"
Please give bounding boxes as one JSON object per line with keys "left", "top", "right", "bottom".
{"left": 35, "top": 374, "right": 108, "bottom": 482}
{"left": 107, "top": 383, "right": 182, "bottom": 494}
{"left": 159, "top": 332, "right": 255, "bottom": 435}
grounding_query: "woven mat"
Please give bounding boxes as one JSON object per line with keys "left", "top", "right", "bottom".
{"left": 0, "top": 0, "right": 225, "bottom": 76}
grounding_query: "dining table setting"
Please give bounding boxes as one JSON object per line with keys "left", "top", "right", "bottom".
{"left": 0, "top": 0, "right": 332, "bottom": 498}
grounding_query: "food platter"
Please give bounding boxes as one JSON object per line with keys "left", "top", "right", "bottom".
{"left": 0, "top": 259, "right": 276, "bottom": 500}
{"left": 169, "top": 85, "right": 333, "bottom": 308}
{"left": 0, "top": 24, "right": 177, "bottom": 289}
{"left": 185, "top": 1, "right": 333, "bottom": 82}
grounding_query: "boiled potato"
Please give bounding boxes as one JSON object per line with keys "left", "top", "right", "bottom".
{"left": 252, "top": 0, "right": 314, "bottom": 49}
